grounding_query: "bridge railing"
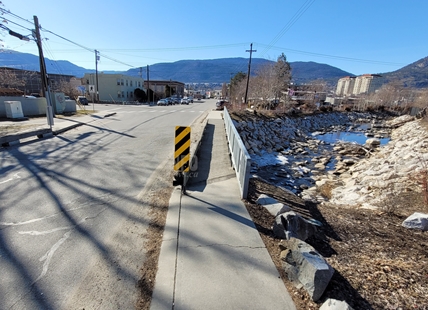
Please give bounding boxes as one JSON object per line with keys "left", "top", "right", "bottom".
{"left": 223, "top": 107, "right": 251, "bottom": 199}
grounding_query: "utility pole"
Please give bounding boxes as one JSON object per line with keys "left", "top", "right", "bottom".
{"left": 146, "top": 65, "right": 150, "bottom": 105}
{"left": 95, "top": 50, "right": 100, "bottom": 103}
{"left": 33, "top": 15, "right": 54, "bottom": 128}
{"left": 244, "top": 43, "right": 256, "bottom": 108}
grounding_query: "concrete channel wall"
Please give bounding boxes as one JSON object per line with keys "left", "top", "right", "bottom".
{"left": 223, "top": 107, "right": 251, "bottom": 199}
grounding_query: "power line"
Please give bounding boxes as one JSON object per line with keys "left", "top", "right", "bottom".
{"left": 256, "top": 43, "right": 406, "bottom": 66}
{"left": 1, "top": 8, "right": 135, "bottom": 68}
{"left": 259, "top": 0, "right": 316, "bottom": 57}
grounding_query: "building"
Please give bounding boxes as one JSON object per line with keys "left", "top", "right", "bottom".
{"left": 352, "top": 74, "right": 383, "bottom": 95}
{"left": 336, "top": 74, "right": 384, "bottom": 96}
{"left": 0, "top": 67, "right": 80, "bottom": 96}
{"left": 83, "top": 73, "right": 145, "bottom": 103}
{"left": 335, "top": 76, "right": 356, "bottom": 96}
{"left": 143, "top": 80, "right": 185, "bottom": 101}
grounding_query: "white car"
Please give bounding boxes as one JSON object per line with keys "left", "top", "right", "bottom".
{"left": 157, "top": 99, "right": 168, "bottom": 106}
{"left": 180, "top": 98, "right": 189, "bottom": 105}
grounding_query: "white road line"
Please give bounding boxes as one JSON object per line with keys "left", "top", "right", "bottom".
{"left": 0, "top": 173, "right": 21, "bottom": 184}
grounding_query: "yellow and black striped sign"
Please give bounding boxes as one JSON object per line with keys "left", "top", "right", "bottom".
{"left": 174, "top": 126, "right": 191, "bottom": 172}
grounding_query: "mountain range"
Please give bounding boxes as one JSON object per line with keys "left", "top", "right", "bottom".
{"left": 1, "top": 49, "right": 428, "bottom": 88}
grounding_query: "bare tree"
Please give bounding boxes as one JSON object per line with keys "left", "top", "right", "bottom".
{"left": 247, "top": 53, "right": 292, "bottom": 110}
{"left": 230, "top": 72, "right": 247, "bottom": 107}
{"left": 0, "top": 68, "right": 25, "bottom": 89}
{"left": 54, "top": 79, "right": 80, "bottom": 99}
{"left": 221, "top": 82, "right": 228, "bottom": 99}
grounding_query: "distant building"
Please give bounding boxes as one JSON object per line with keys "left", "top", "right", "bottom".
{"left": 143, "top": 80, "right": 185, "bottom": 101}
{"left": 336, "top": 74, "right": 383, "bottom": 96}
{"left": 352, "top": 74, "right": 383, "bottom": 95}
{"left": 335, "top": 76, "right": 356, "bottom": 96}
{"left": 83, "top": 73, "right": 145, "bottom": 102}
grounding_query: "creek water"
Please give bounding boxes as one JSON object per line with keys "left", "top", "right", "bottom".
{"left": 315, "top": 131, "right": 390, "bottom": 145}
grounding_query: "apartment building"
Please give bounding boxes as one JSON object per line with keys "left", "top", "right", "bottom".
{"left": 352, "top": 74, "right": 383, "bottom": 95}
{"left": 336, "top": 74, "right": 383, "bottom": 96}
{"left": 83, "top": 73, "right": 145, "bottom": 102}
{"left": 335, "top": 76, "right": 356, "bottom": 96}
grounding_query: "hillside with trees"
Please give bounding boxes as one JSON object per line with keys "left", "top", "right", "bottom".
{"left": 381, "top": 56, "right": 428, "bottom": 88}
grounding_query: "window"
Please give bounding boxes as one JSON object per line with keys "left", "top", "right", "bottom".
{"left": 130, "top": 80, "right": 133, "bottom": 87}
{"left": 121, "top": 79, "right": 124, "bottom": 85}
{"left": 118, "top": 91, "right": 121, "bottom": 98}
{"left": 122, "top": 91, "right": 124, "bottom": 97}
{"left": 117, "top": 79, "right": 120, "bottom": 85}
{"left": 126, "top": 80, "right": 128, "bottom": 86}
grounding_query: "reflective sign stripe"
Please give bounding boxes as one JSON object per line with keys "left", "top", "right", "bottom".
{"left": 174, "top": 126, "right": 191, "bottom": 172}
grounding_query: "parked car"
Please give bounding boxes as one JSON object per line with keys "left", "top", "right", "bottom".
{"left": 215, "top": 100, "right": 229, "bottom": 110}
{"left": 77, "top": 96, "right": 89, "bottom": 105}
{"left": 157, "top": 99, "right": 168, "bottom": 106}
{"left": 188, "top": 96, "right": 194, "bottom": 103}
{"left": 171, "top": 96, "right": 180, "bottom": 104}
{"left": 165, "top": 98, "right": 174, "bottom": 105}
{"left": 180, "top": 98, "right": 189, "bottom": 105}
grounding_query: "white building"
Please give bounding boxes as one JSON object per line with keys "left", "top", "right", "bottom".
{"left": 335, "top": 76, "right": 356, "bottom": 96}
{"left": 83, "top": 73, "right": 145, "bottom": 102}
{"left": 352, "top": 74, "right": 383, "bottom": 95}
{"left": 336, "top": 74, "right": 383, "bottom": 96}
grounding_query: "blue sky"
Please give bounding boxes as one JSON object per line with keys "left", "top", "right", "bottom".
{"left": 1, "top": 0, "right": 427, "bottom": 76}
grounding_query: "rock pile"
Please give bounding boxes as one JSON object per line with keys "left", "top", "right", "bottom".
{"left": 256, "top": 193, "right": 333, "bottom": 302}
{"left": 233, "top": 111, "right": 392, "bottom": 196}
{"left": 310, "top": 114, "right": 427, "bottom": 210}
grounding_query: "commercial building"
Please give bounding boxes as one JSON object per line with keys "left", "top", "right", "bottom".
{"left": 143, "top": 80, "right": 185, "bottom": 101}
{"left": 0, "top": 67, "right": 80, "bottom": 96}
{"left": 83, "top": 73, "right": 145, "bottom": 103}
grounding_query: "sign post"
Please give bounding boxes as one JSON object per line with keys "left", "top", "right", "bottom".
{"left": 174, "top": 126, "right": 191, "bottom": 193}
{"left": 89, "top": 85, "right": 95, "bottom": 111}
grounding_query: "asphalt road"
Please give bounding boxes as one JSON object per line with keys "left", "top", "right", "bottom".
{"left": 0, "top": 99, "right": 216, "bottom": 309}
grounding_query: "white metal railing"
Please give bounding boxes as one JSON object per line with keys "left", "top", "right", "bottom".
{"left": 223, "top": 107, "right": 251, "bottom": 199}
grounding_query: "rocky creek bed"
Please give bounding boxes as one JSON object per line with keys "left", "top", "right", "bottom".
{"left": 230, "top": 110, "right": 428, "bottom": 310}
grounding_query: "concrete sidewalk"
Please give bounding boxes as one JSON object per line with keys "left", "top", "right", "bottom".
{"left": 150, "top": 111, "right": 296, "bottom": 309}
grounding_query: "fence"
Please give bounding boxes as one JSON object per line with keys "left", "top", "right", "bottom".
{"left": 223, "top": 107, "right": 251, "bottom": 199}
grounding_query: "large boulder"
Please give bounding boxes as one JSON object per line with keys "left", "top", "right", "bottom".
{"left": 273, "top": 211, "right": 318, "bottom": 240}
{"left": 280, "top": 238, "right": 334, "bottom": 301}
{"left": 320, "top": 299, "right": 354, "bottom": 310}
{"left": 402, "top": 212, "right": 428, "bottom": 231}
{"left": 263, "top": 202, "right": 291, "bottom": 217}
{"left": 256, "top": 194, "right": 277, "bottom": 205}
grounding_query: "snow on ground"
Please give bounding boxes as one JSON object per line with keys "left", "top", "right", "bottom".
{"left": 251, "top": 151, "right": 289, "bottom": 167}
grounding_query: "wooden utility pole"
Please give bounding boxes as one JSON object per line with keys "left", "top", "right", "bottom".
{"left": 244, "top": 43, "right": 256, "bottom": 107}
{"left": 33, "top": 15, "right": 54, "bottom": 127}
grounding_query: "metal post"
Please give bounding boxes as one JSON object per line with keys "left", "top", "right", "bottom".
{"left": 147, "top": 65, "right": 150, "bottom": 105}
{"left": 95, "top": 50, "right": 100, "bottom": 103}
